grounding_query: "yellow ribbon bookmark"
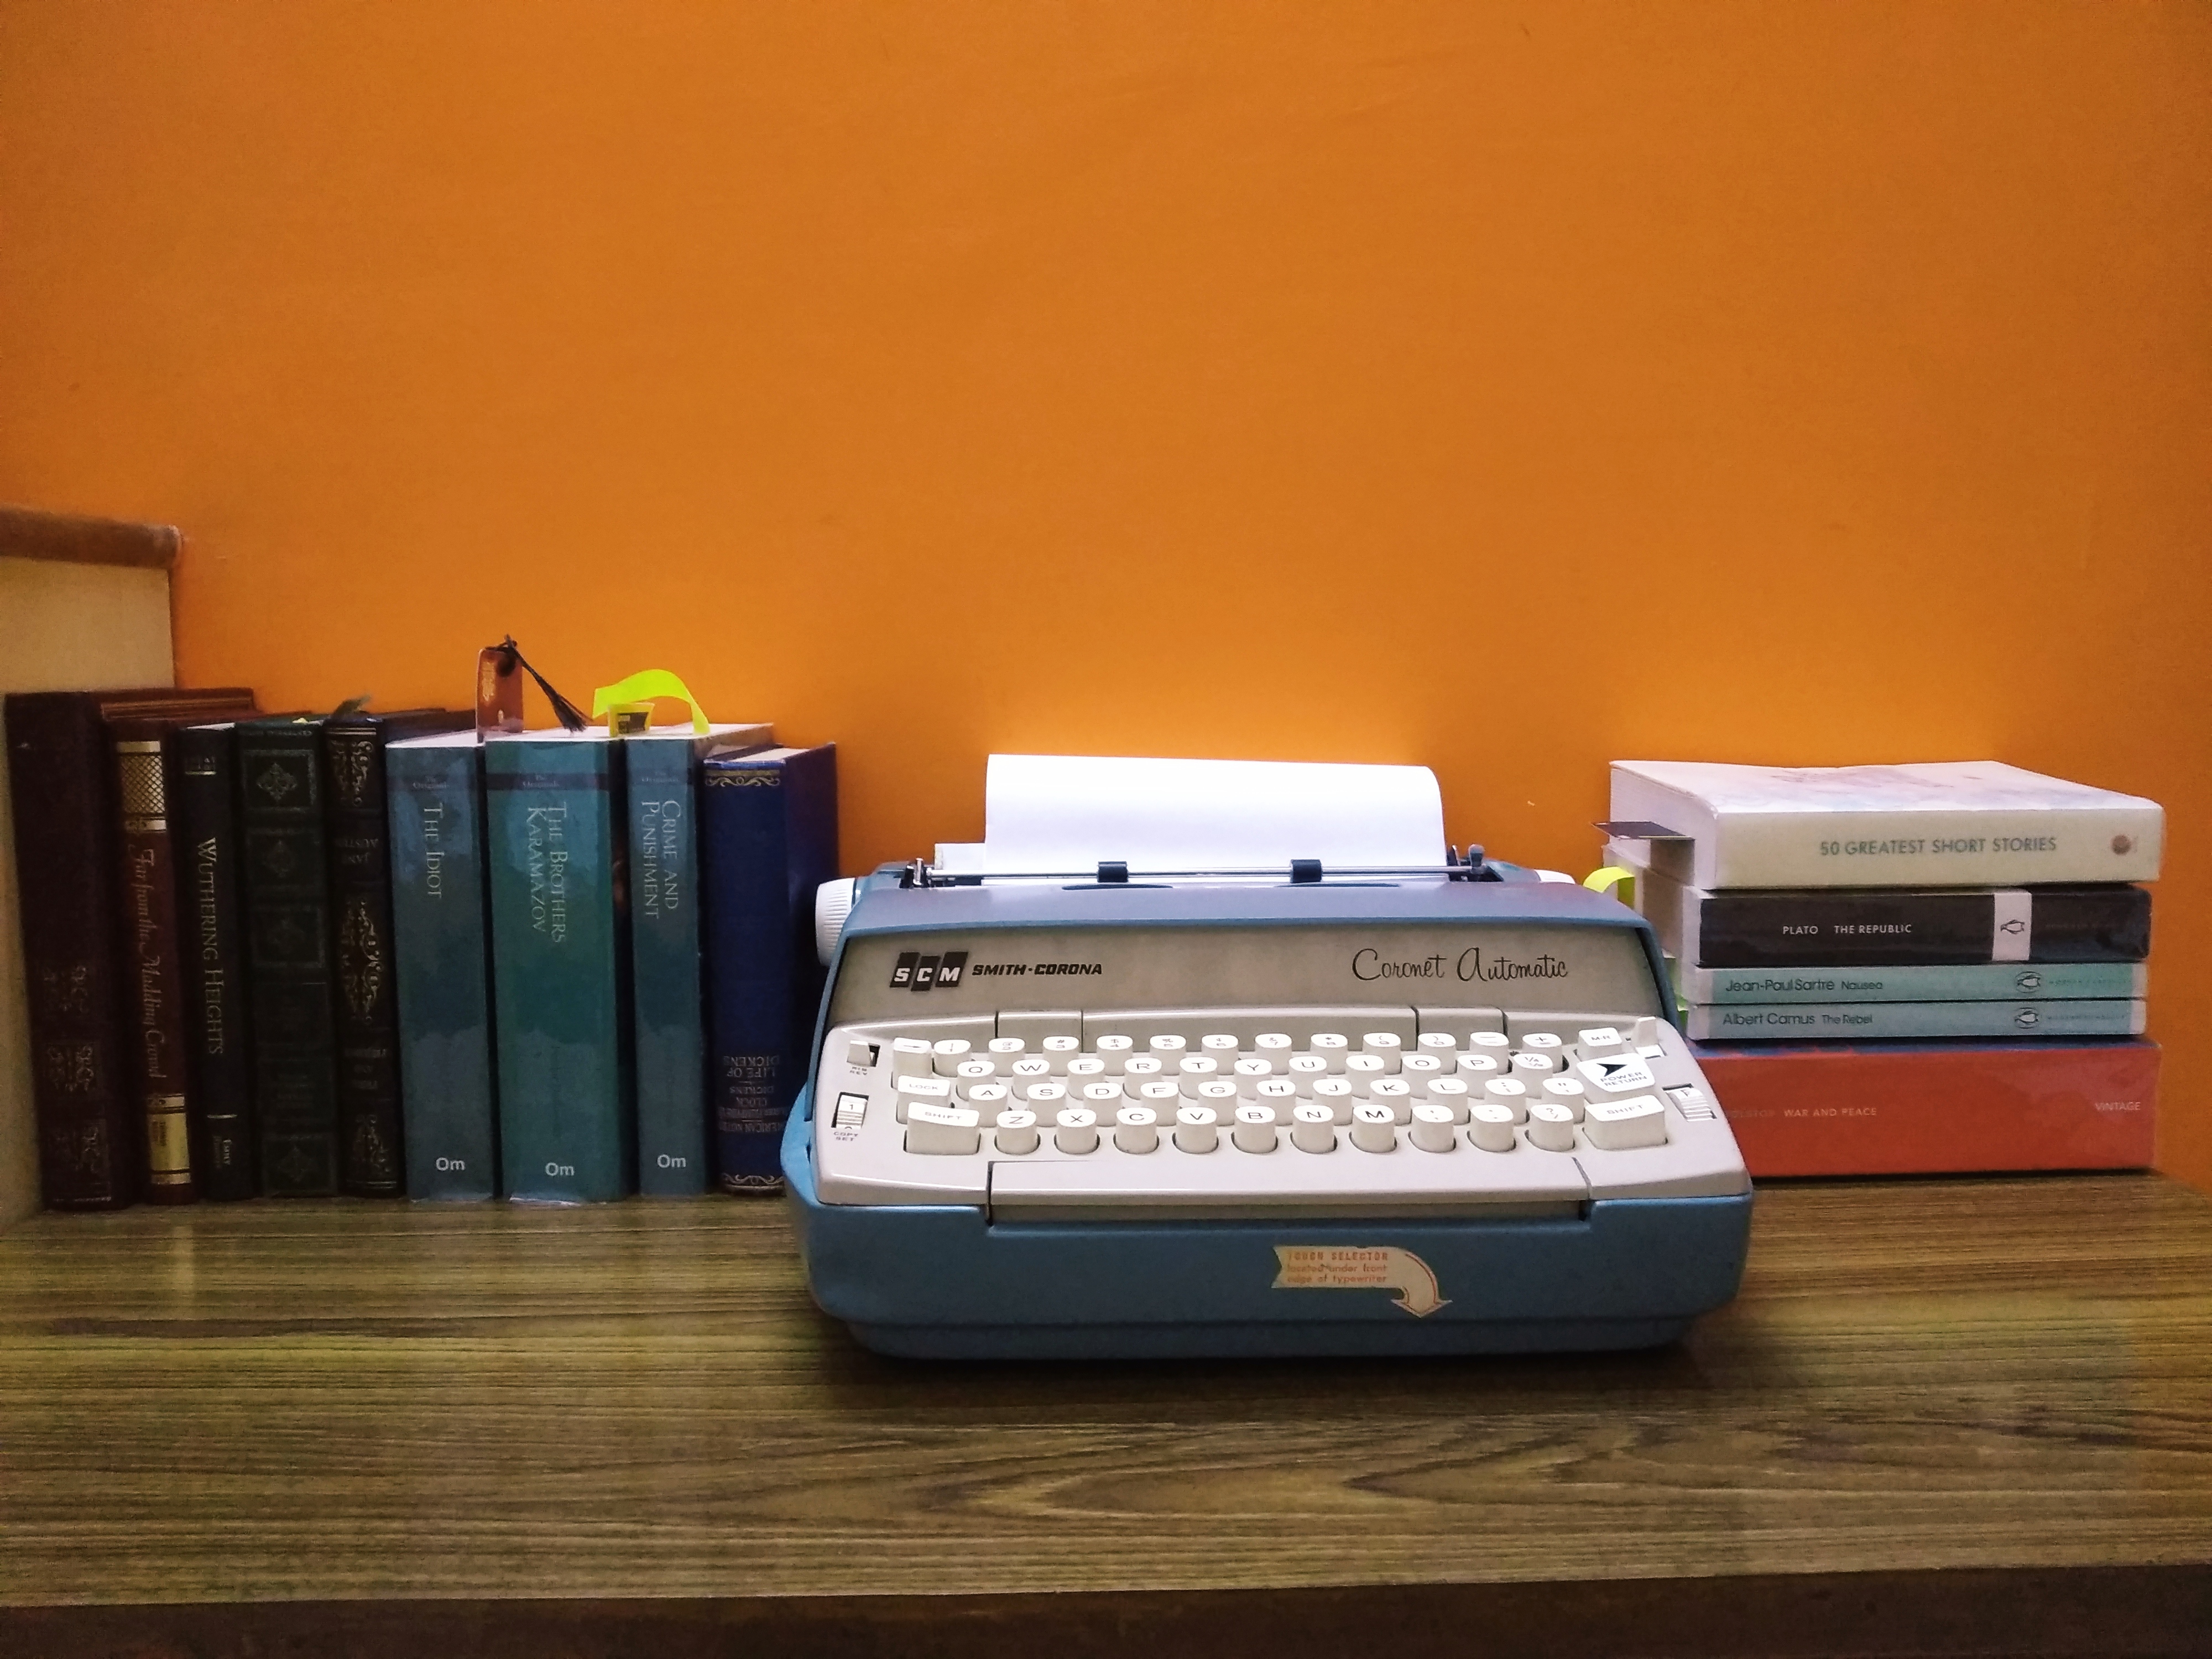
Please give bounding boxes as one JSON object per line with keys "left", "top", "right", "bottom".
{"left": 1583, "top": 865, "right": 1637, "bottom": 905}
{"left": 591, "top": 669, "right": 711, "bottom": 735}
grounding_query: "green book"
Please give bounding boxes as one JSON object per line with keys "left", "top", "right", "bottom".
{"left": 484, "top": 731, "right": 633, "bottom": 1202}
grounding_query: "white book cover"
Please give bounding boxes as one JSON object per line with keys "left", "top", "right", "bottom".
{"left": 1609, "top": 760, "right": 2163, "bottom": 890}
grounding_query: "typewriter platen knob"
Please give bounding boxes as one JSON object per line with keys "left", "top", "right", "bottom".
{"left": 813, "top": 878, "right": 860, "bottom": 967}
{"left": 1350, "top": 1103, "right": 1397, "bottom": 1153}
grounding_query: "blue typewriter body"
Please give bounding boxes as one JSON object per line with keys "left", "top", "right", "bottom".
{"left": 786, "top": 868, "right": 1753, "bottom": 1360}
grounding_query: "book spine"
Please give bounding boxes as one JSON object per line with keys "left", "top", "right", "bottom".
{"left": 1679, "top": 961, "right": 2147, "bottom": 1005}
{"left": 389, "top": 743, "right": 499, "bottom": 1199}
{"left": 113, "top": 735, "right": 197, "bottom": 1201}
{"left": 1687, "top": 998, "right": 2146, "bottom": 1042}
{"left": 324, "top": 722, "right": 406, "bottom": 1194}
{"left": 239, "top": 723, "right": 340, "bottom": 1196}
{"left": 702, "top": 748, "right": 837, "bottom": 1192}
{"left": 628, "top": 738, "right": 709, "bottom": 1194}
{"left": 1694, "top": 1037, "right": 2159, "bottom": 1177}
{"left": 486, "top": 744, "right": 633, "bottom": 1201}
{"left": 171, "top": 727, "right": 258, "bottom": 1198}
{"left": 1691, "top": 886, "right": 2150, "bottom": 968}
{"left": 3, "top": 697, "right": 138, "bottom": 1208}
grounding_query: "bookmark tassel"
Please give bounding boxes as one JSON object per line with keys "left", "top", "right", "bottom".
{"left": 490, "top": 635, "right": 589, "bottom": 732}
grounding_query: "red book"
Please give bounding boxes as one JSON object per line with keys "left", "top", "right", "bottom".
{"left": 1692, "top": 1039, "right": 2158, "bottom": 1178}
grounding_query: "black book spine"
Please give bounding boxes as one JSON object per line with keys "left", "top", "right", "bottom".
{"left": 323, "top": 719, "right": 405, "bottom": 1195}
{"left": 238, "top": 720, "right": 339, "bottom": 1196}
{"left": 4, "top": 695, "right": 138, "bottom": 1209}
{"left": 1694, "top": 886, "right": 2151, "bottom": 968}
{"left": 172, "top": 726, "right": 258, "bottom": 1199}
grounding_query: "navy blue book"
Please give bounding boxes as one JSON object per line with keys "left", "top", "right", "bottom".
{"left": 388, "top": 731, "right": 499, "bottom": 1199}
{"left": 700, "top": 744, "right": 838, "bottom": 1191}
{"left": 625, "top": 722, "right": 773, "bottom": 1195}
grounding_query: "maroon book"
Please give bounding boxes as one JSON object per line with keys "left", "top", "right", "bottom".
{"left": 6, "top": 688, "right": 254, "bottom": 1209}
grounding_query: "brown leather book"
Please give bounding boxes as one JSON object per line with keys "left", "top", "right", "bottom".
{"left": 4, "top": 688, "right": 254, "bottom": 1209}
{"left": 108, "top": 707, "right": 258, "bottom": 1203}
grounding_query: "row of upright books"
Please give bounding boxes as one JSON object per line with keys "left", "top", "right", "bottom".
{"left": 1599, "top": 759, "right": 2163, "bottom": 1177}
{"left": 6, "top": 687, "right": 836, "bottom": 1209}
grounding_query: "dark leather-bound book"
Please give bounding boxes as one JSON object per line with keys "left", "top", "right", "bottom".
{"left": 238, "top": 715, "right": 340, "bottom": 1196}
{"left": 4, "top": 687, "right": 255, "bottom": 1211}
{"left": 321, "top": 708, "right": 472, "bottom": 1196}
{"left": 170, "top": 721, "right": 262, "bottom": 1199}
{"left": 109, "top": 706, "right": 258, "bottom": 1203}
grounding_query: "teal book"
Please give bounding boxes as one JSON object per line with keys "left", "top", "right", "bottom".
{"left": 625, "top": 722, "right": 773, "bottom": 1194}
{"left": 388, "top": 731, "right": 499, "bottom": 1199}
{"left": 484, "top": 731, "right": 633, "bottom": 1201}
{"left": 1687, "top": 998, "right": 2146, "bottom": 1041}
{"left": 1678, "top": 961, "right": 2147, "bottom": 1006}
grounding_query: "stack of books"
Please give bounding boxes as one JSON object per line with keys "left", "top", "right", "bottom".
{"left": 1603, "top": 760, "right": 2163, "bottom": 1177}
{"left": 4, "top": 689, "right": 836, "bottom": 1209}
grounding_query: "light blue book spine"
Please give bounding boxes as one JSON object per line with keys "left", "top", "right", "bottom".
{"left": 1688, "top": 998, "right": 2146, "bottom": 1042}
{"left": 388, "top": 733, "right": 499, "bottom": 1199}
{"left": 1681, "top": 962, "right": 2147, "bottom": 1005}
{"left": 627, "top": 733, "right": 711, "bottom": 1194}
{"left": 485, "top": 734, "right": 633, "bottom": 1203}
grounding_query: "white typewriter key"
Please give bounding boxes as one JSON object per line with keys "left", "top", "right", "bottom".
{"left": 1065, "top": 1056, "right": 1107, "bottom": 1084}
{"left": 1081, "top": 1079, "right": 1126, "bottom": 1107}
{"left": 1481, "top": 1077, "right": 1530, "bottom": 1122}
{"left": 1041, "top": 1034, "right": 1082, "bottom": 1070}
{"left": 1199, "top": 1034, "right": 1241, "bottom": 1062}
{"left": 1631, "top": 1015, "right": 1663, "bottom": 1049}
{"left": 1092, "top": 1034, "right": 1134, "bottom": 1072}
{"left": 1423, "top": 1076, "right": 1472, "bottom": 1120}
{"left": 993, "top": 1108, "right": 1040, "bottom": 1155}
{"left": 1253, "top": 1078, "right": 1300, "bottom": 1121}
{"left": 1360, "top": 1032, "right": 1403, "bottom": 1070}
{"left": 1136, "top": 1079, "right": 1183, "bottom": 1108}
{"left": 1173, "top": 1104, "right": 1220, "bottom": 1154}
{"left": 1114, "top": 1105, "right": 1160, "bottom": 1154}
{"left": 961, "top": 1081, "right": 1010, "bottom": 1112}
{"left": 1290, "top": 1102, "right": 1337, "bottom": 1153}
{"left": 1417, "top": 1031, "right": 1459, "bottom": 1056}
{"left": 1468, "top": 1103, "right": 1519, "bottom": 1152}
{"left": 1176, "top": 1055, "right": 1220, "bottom": 1083}
{"left": 1526, "top": 1102, "right": 1578, "bottom": 1152}
{"left": 1510, "top": 1051, "right": 1558, "bottom": 1079}
{"left": 1053, "top": 1106, "right": 1099, "bottom": 1155}
{"left": 1524, "top": 1032, "right": 1565, "bottom": 1052}
{"left": 953, "top": 1058, "right": 997, "bottom": 1088}
{"left": 1232, "top": 1104, "right": 1277, "bottom": 1154}
{"left": 1121, "top": 1055, "right": 1165, "bottom": 1082}
{"left": 1584, "top": 1094, "right": 1670, "bottom": 1150}
{"left": 1577, "top": 1026, "right": 1626, "bottom": 1057}
{"left": 1147, "top": 1034, "right": 1187, "bottom": 1057}
{"left": 1400, "top": 1052, "right": 1443, "bottom": 1081}
{"left": 1308, "top": 1033, "right": 1349, "bottom": 1068}
{"left": 893, "top": 1073, "right": 953, "bottom": 1121}
{"left": 1195, "top": 1078, "right": 1240, "bottom": 1104}
{"left": 1454, "top": 1052, "right": 1502, "bottom": 1078}
{"left": 1255, "top": 1032, "right": 1295, "bottom": 1057}
{"left": 1009, "top": 1056, "right": 1054, "bottom": 1083}
{"left": 1350, "top": 1102, "right": 1397, "bottom": 1153}
{"left": 1310, "top": 1076, "right": 1357, "bottom": 1124}
{"left": 904, "top": 1102, "right": 981, "bottom": 1156}
{"left": 1369, "top": 1077, "right": 1415, "bottom": 1123}
{"left": 891, "top": 1036, "right": 936, "bottom": 1078}
{"left": 1020, "top": 1080, "right": 1067, "bottom": 1110}
{"left": 844, "top": 1037, "right": 878, "bottom": 1071}
{"left": 931, "top": 1038, "right": 973, "bottom": 1075}
{"left": 1469, "top": 1031, "right": 1510, "bottom": 1052}
{"left": 1232, "top": 1056, "right": 1276, "bottom": 1087}
{"left": 1541, "top": 1077, "right": 1588, "bottom": 1120}
{"left": 981, "top": 1037, "right": 1026, "bottom": 1074}
{"left": 1344, "top": 1053, "right": 1388, "bottom": 1093}
{"left": 1286, "top": 1053, "right": 1330, "bottom": 1082}
{"left": 1409, "top": 1102, "right": 1458, "bottom": 1153}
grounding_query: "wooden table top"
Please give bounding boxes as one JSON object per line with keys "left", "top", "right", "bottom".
{"left": 2, "top": 1174, "right": 2209, "bottom": 1657}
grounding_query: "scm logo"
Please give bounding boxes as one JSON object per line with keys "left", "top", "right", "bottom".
{"left": 890, "top": 950, "right": 969, "bottom": 993}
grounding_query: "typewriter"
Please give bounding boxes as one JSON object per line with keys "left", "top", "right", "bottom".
{"left": 785, "top": 857, "right": 1752, "bottom": 1359}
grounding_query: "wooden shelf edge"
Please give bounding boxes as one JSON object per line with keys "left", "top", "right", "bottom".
{"left": 3, "top": 1564, "right": 2209, "bottom": 1659}
{"left": 0, "top": 503, "right": 180, "bottom": 570}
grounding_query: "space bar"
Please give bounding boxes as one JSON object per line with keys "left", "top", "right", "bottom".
{"left": 986, "top": 1157, "right": 1588, "bottom": 1214}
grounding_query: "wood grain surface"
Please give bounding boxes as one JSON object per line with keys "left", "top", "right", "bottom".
{"left": 1, "top": 1176, "right": 2208, "bottom": 1651}
{"left": 0, "top": 503, "right": 180, "bottom": 568}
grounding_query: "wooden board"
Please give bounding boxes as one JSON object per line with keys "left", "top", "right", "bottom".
{"left": 1, "top": 1175, "right": 2208, "bottom": 1654}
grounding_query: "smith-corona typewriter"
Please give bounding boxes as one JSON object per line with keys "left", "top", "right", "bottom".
{"left": 785, "top": 857, "right": 1753, "bottom": 1358}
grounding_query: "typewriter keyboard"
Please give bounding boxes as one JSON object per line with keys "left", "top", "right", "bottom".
{"left": 809, "top": 1006, "right": 1744, "bottom": 1217}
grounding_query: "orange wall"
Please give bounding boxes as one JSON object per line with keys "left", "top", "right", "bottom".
{"left": 5, "top": 4, "right": 2210, "bottom": 1183}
